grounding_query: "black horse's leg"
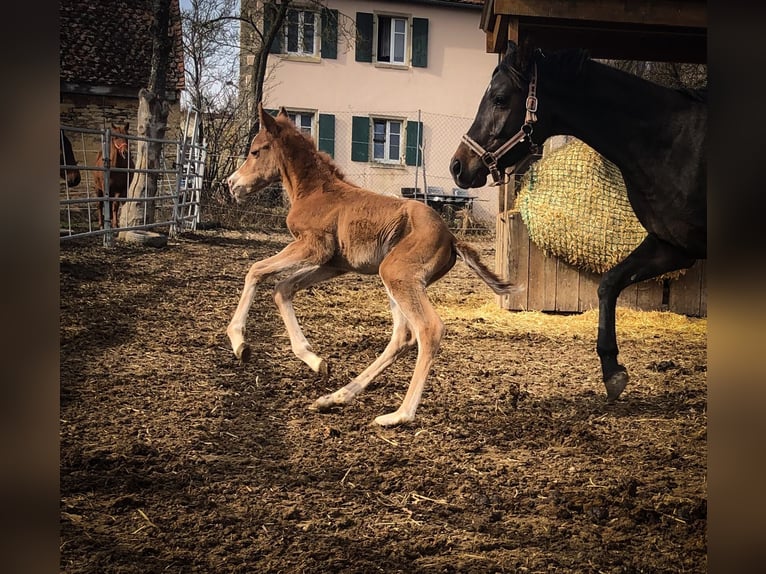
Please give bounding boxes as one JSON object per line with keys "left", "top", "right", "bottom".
{"left": 597, "top": 234, "right": 696, "bottom": 401}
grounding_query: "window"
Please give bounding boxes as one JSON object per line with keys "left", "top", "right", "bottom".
{"left": 355, "top": 13, "right": 428, "bottom": 67}
{"left": 265, "top": 6, "right": 338, "bottom": 60}
{"left": 285, "top": 9, "right": 317, "bottom": 56}
{"left": 352, "top": 117, "right": 423, "bottom": 166}
{"left": 372, "top": 119, "right": 402, "bottom": 163}
{"left": 287, "top": 111, "right": 315, "bottom": 139}
{"left": 377, "top": 16, "right": 407, "bottom": 65}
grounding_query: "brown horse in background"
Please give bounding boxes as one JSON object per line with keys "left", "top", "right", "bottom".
{"left": 59, "top": 130, "right": 81, "bottom": 187}
{"left": 93, "top": 123, "right": 134, "bottom": 229}
{"left": 226, "top": 105, "right": 522, "bottom": 427}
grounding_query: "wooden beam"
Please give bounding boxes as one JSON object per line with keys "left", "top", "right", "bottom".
{"left": 493, "top": 0, "right": 706, "bottom": 28}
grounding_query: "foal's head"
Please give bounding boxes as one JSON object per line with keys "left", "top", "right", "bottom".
{"left": 227, "top": 105, "right": 292, "bottom": 203}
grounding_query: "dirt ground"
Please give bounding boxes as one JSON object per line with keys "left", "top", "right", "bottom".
{"left": 60, "top": 230, "right": 707, "bottom": 573}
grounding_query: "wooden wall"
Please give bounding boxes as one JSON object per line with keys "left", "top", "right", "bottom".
{"left": 495, "top": 210, "right": 707, "bottom": 317}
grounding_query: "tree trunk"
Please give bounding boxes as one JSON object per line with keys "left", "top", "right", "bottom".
{"left": 119, "top": 0, "right": 172, "bottom": 235}
{"left": 119, "top": 88, "right": 170, "bottom": 232}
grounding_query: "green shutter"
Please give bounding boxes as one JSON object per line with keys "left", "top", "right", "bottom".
{"left": 318, "top": 113, "right": 335, "bottom": 157}
{"left": 321, "top": 9, "right": 338, "bottom": 59}
{"left": 351, "top": 116, "right": 370, "bottom": 162}
{"left": 412, "top": 18, "right": 428, "bottom": 68}
{"left": 405, "top": 121, "right": 423, "bottom": 166}
{"left": 355, "top": 12, "right": 373, "bottom": 63}
{"left": 264, "top": 3, "right": 282, "bottom": 54}
{"left": 264, "top": 108, "right": 279, "bottom": 117}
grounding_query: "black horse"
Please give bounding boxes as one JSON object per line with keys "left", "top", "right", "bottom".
{"left": 450, "top": 40, "right": 706, "bottom": 402}
{"left": 60, "top": 129, "right": 81, "bottom": 187}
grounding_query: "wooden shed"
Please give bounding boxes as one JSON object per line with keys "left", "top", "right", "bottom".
{"left": 480, "top": 0, "right": 707, "bottom": 317}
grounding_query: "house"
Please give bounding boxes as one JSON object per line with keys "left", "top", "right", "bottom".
{"left": 59, "top": 0, "right": 186, "bottom": 167}
{"left": 242, "top": 0, "right": 499, "bottom": 222}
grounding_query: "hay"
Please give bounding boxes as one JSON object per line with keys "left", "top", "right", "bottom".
{"left": 516, "top": 139, "right": 647, "bottom": 275}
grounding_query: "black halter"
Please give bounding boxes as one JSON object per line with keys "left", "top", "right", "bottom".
{"left": 460, "top": 63, "right": 539, "bottom": 186}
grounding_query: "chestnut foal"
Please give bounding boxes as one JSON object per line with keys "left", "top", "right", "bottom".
{"left": 226, "top": 105, "right": 521, "bottom": 426}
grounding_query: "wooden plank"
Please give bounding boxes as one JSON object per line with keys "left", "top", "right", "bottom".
{"left": 527, "top": 240, "right": 557, "bottom": 311}
{"left": 508, "top": 212, "right": 530, "bottom": 310}
{"left": 487, "top": 14, "right": 513, "bottom": 53}
{"left": 668, "top": 260, "right": 704, "bottom": 316}
{"left": 492, "top": 0, "right": 707, "bottom": 28}
{"left": 578, "top": 270, "right": 601, "bottom": 312}
{"left": 495, "top": 213, "right": 510, "bottom": 309}
{"left": 616, "top": 283, "right": 638, "bottom": 310}
{"left": 636, "top": 278, "right": 665, "bottom": 312}
{"left": 555, "top": 259, "right": 580, "bottom": 312}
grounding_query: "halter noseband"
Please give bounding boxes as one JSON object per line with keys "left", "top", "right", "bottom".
{"left": 461, "top": 63, "right": 539, "bottom": 186}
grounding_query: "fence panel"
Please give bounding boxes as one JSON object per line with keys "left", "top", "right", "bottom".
{"left": 59, "top": 114, "right": 204, "bottom": 246}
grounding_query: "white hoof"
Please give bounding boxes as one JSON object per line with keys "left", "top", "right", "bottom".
{"left": 374, "top": 410, "right": 414, "bottom": 427}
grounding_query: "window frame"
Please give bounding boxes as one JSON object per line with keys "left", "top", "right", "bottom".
{"left": 284, "top": 8, "right": 319, "bottom": 58}
{"left": 374, "top": 13, "right": 409, "bottom": 68}
{"left": 371, "top": 116, "right": 404, "bottom": 165}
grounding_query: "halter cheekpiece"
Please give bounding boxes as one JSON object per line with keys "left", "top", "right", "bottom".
{"left": 461, "top": 63, "right": 539, "bottom": 186}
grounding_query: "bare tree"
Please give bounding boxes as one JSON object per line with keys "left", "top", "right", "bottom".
{"left": 181, "top": 0, "right": 355, "bottom": 196}
{"left": 181, "top": 0, "right": 248, "bottom": 202}
{"left": 603, "top": 59, "right": 707, "bottom": 90}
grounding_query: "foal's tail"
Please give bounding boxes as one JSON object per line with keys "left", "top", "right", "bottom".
{"left": 455, "top": 242, "right": 524, "bottom": 295}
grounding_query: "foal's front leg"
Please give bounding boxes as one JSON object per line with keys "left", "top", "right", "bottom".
{"left": 227, "top": 241, "right": 322, "bottom": 362}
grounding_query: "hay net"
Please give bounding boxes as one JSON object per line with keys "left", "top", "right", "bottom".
{"left": 516, "top": 138, "right": 646, "bottom": 275}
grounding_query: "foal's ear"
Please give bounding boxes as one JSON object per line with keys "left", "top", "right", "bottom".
{"left": 277, "top": 106, "right": 289, "bottom": 118}
{"left": 257, "top": 103, "right": 278, "bottom": 134}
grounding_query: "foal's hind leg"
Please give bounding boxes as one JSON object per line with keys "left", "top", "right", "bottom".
{"left": 310, "top": 295, "right": 416, "bottom": 412}
{"left": 372, "top": 278, "right": 445, "bottom": 427}
{"left": 273, "top": 266, "right": 347, "bottom": 377}
{"left": 597, "top": 234, "right": 696, "bottom": 401}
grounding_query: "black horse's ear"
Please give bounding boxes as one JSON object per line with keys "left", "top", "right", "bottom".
{"left": 503, "top": 40, "right": 518, "bottom": 66}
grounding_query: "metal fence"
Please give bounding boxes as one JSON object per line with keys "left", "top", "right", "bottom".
{"left": 59, "top": 110, "right": 206, "bottom": 246}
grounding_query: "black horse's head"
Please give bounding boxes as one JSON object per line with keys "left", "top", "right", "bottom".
{"left": 450, "top": 40, "right": 546, "bottom": 188}
{"left": 59, "top": 130, "right": 81, "bottom": 187}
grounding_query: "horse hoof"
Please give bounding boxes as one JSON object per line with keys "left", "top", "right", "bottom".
{"left": 235, "top": 343, "right": 251, "bottom": 363}
{"left": 374, "top": 411, "right": 413, "bottom": 427}
{"left": 310, "top": 394, "right": 335, "bottom": 411}
{"left": 604, "top": 370, "right": 629, "bottom": 402}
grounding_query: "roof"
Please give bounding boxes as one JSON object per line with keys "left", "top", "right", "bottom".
{"left": 60, "top": 0, "right": 185, "bottom": 97}
{"left": 481, "top": 0, "right": 706, "bottom": 63}
{"left": 379, "top": 0, "right": 484, "bottom": 9}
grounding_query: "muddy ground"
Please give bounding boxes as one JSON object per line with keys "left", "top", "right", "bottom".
{"left": 60, "top": 230, "right": 706, "bottom": 573}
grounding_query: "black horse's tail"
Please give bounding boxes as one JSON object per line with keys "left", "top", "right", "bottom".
{"left": 455, "top": 242, "right": 524, "bottom": 295}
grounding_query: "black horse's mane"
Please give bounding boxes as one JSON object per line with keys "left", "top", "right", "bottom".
{"left": 279, "top": 116, "right": 349, "bottom": 183}
{"left": 523, "top": 47, "right": 707, "bottom": 103}
{"left": 501, "top": 46, "right": 590, "bottom": 87}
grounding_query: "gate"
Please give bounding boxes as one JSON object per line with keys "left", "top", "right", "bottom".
{"left": 59, "top": 108, "right": 206, "bottom": 246}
